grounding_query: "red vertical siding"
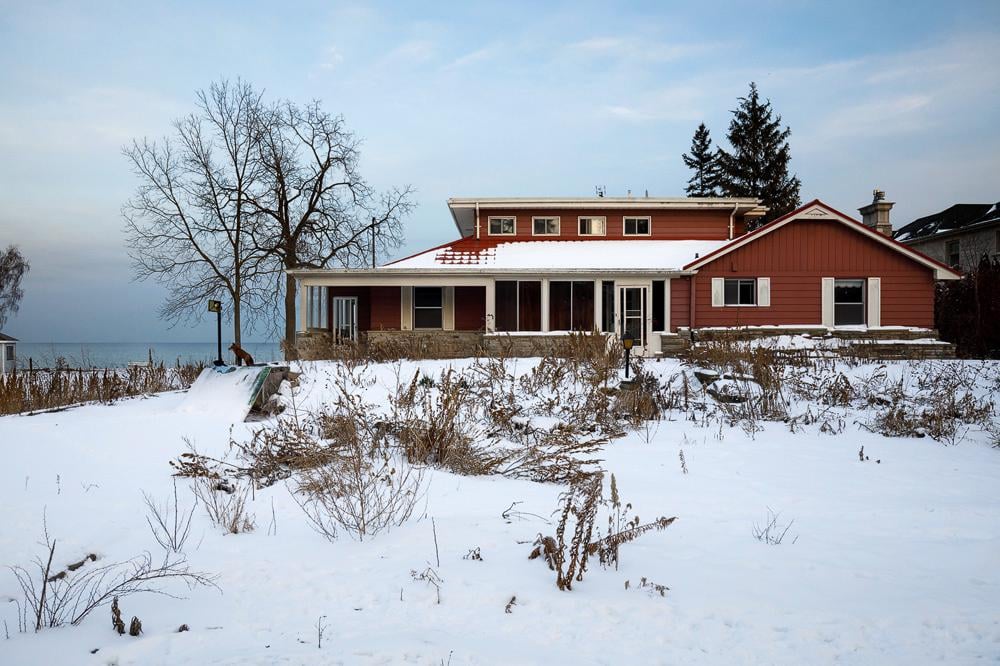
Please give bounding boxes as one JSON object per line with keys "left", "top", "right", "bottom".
{"left": 477, "top": 207, "right": 741, "bottom": 242}
{"left": 670, "top": 278, "right": 691, "bottom": 329}
{"left": 454, "top": 286, "right": 486, "bottom": 331}
{"left": 370, "top": 286, "right": 401, "bottom": 330}
{"left": 683, "top": 219, "right": 936, "bottom": 330}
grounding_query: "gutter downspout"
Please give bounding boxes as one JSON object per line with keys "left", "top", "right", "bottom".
{"left": 729, "top": 204, "right": 738, "bottom": 240}
{"left": 475, "top": 201, "right": 480, "bottom": 241}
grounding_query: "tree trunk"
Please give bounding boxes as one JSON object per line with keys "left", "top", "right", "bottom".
{"left": 284, "top": 272, "right": 298, "bottom": 360}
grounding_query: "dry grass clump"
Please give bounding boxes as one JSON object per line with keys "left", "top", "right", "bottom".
{"left": 0, "top": 361, "right": 203, "bottom": 415}
{"left": 193, "top": 478, "right": 256, "bottom": 534}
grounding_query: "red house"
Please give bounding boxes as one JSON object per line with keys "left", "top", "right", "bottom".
{"left": 289, "top": 195, "right": 960, "bottom": 357}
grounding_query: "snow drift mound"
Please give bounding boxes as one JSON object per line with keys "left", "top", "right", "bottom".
{"left": 177, "top": 366, "right": 275, "bottom": 423}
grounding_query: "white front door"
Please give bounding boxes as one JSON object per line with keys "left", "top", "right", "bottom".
{"left": 619, "top": 285, "right": 648, "bottom": 354}
{"left": 332, "top": 296, "right": 358, "bottom": 342}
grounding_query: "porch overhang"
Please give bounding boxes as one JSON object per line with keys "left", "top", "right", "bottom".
{"left": 287, "top": 267, "right": 697, "bottom": 287}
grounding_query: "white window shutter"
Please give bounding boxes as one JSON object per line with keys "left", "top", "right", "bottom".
{"left": 821, "top": 278, "right": 835, "bottom": 327}
{"left": 867, "top": 278, "right": 881, "bottom": 328}
{"left": 711, "top": 278, "right": 724, "bottom": 307}
{"left": 443, "top": 286, "right": 455, "bottom": 330}
{"left": 400, "top": 286, "right": 413, "bottom": 330}
{"left": 757, "top": 278, "right": 771, "bottom": 307}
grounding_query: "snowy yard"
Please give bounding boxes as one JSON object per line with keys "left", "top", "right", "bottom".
{"left": 1, "top": 354, "right": 999, "bottom": 665}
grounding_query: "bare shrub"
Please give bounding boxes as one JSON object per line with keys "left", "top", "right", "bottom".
{"left": 193, "top": 478, "right": 256, "bottom": 534}
{"left": 293, "top": 396, "right": 424, "bottom": 542}
{"left": 10, "top": 521, "right": 216, "bottom": 632}
{"left": 143, "top": 478, "right": 198, "bottom": 553}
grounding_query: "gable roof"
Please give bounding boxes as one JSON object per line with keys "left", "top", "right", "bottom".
{"left": 894, "top": 202, "right": 1000, "bottom": 242}
{"left": 0, "top": 333, "right": 17, "bottom": 342}
{"left": 683, "top": 199, "right": 962, "bottom": 280}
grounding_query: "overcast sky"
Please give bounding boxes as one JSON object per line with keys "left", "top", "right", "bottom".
{"left": 2, "top": 0, "right": 998, "bottom": 342}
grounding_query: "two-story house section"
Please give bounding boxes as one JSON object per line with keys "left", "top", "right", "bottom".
{"left": 289, "top": 195, "right": 960, "bottom": 357}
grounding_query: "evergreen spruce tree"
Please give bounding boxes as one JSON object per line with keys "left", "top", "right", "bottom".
{"left": 682, "top": 122, "right": 719, "bottom": 197}
{"left": 716, "top": 82, "right": 801, "bottom": 226}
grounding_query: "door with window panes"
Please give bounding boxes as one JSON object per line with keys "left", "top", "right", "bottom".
{"left": 618, "top": 285, "right": 647, "bottom": 353}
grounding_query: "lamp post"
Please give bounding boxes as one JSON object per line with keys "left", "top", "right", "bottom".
{"left": 621, "top": 332, "right": 634, "bottom": 380}
{"left": 207, "top": 299, "right": 223, "bottom": 366}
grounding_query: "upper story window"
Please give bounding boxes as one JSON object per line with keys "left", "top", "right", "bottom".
{"left": 724, "top": 278, "right": 756, "bottom": 306}
{"left": 945, "top": 239, "right": 960, "bottom": 268}
{"left": 4, "top": 344, "right": 12, "bottom": 361}
{"left": 532, "top": 217, "right": 560, "bottom": 236}
{"left": 578, "top": 216, "right": 606, "bottom": 236}
{"left": 488, "top": 217, "right": 516, "bottom": 236}
{"left": 623, "top": 216, "right": 651, "bottom": 236}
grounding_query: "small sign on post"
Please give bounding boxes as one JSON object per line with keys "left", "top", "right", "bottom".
{"left": 208, "top": 300, "right": 223, "bottom": 366}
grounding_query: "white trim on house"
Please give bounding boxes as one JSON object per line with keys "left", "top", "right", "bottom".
{"left": 622, "top": 215, "right": 652, "bottom": 237}
{"left": 577, "top": 216, "right": 607, "bottom": 237}
{"left": 487, "top": 216, "right": 517, "bottom": 236}
{"left": 531, "top": 216, "right": 560, "bottom": 236}
{"left": 757, "top": 277, "right": 771, "bottom": 307}
{"left": 867, "top": 278, "right": 881, "bottom": 327}
{"left": 400, "top": 286, "right": 413, "bottom": 330}
{"left": 684, "top": 202, "right": 962, "bottom": 280}
{"left": 821, "top": 278, "right": 835, "bottom": 327}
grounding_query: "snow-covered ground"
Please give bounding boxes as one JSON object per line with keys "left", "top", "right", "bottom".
{"left": 1, "top": 357, "right": 999, "bottom": 664}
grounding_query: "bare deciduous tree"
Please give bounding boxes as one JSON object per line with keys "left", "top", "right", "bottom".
{"left": 124, "top": 80, "right": 412, "bottom": 352}
{"left": 0, "top": 245, "right": 30, "bottom": 329}
{"left": 123, "top": 79, "right": 271, "bottom": 347}
{"left": 248, "top": 99, "right": 413, "bottom": 352}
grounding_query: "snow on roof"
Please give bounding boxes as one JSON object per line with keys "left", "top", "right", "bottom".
{"left": 388, "top": 239, "right": 729, "bottom": 271}
{"left": 893, "top": 202, "right": 1000, "bottom": 241}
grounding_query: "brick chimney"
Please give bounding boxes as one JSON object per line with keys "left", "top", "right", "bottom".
{"left": 858, "top": 189, "right": 894, "bottom": 236}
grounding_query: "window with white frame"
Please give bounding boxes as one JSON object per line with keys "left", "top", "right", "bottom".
{"left": 945, "top": 239, "right": 960, "bottom": 268}
{"left": 488, "top": 217, "right": 516, "bottom": 236}
{"left": 413, "top": 287, "right": 443, "bottom": 329}
{"left": 623, "top": 216, "right": 651, "bottom": 236}
{"left": 532, "top": 216, "right": 560, "bottom": 236}
{"left": 4, "top": 345, "right": 12, "bottom": 362}
{"left": 724, "top": 278, "right": 756, "bottom": 306}
{"left": 578, "top": 216, "right": 606, "bottom": 236}
{"left": 307, "top": 286, "right": 328, "bottom": 328}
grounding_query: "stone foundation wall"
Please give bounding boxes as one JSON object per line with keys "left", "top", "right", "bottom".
{"left": 365, "top": 330, "right": 484, "bottom": 359}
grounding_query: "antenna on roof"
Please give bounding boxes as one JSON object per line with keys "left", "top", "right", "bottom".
{"left": 595, "top": 185, "right": 606, "bottom": 198}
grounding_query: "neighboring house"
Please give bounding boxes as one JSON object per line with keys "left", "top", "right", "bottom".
{"left": 289, "top": 195, "right": 960, "bottom": 357}
{"left": 894, "top": 202, "right": 1000, "bottom": 272}
{"left": 0, "top": 333, "right": 16, "bottom": 374}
